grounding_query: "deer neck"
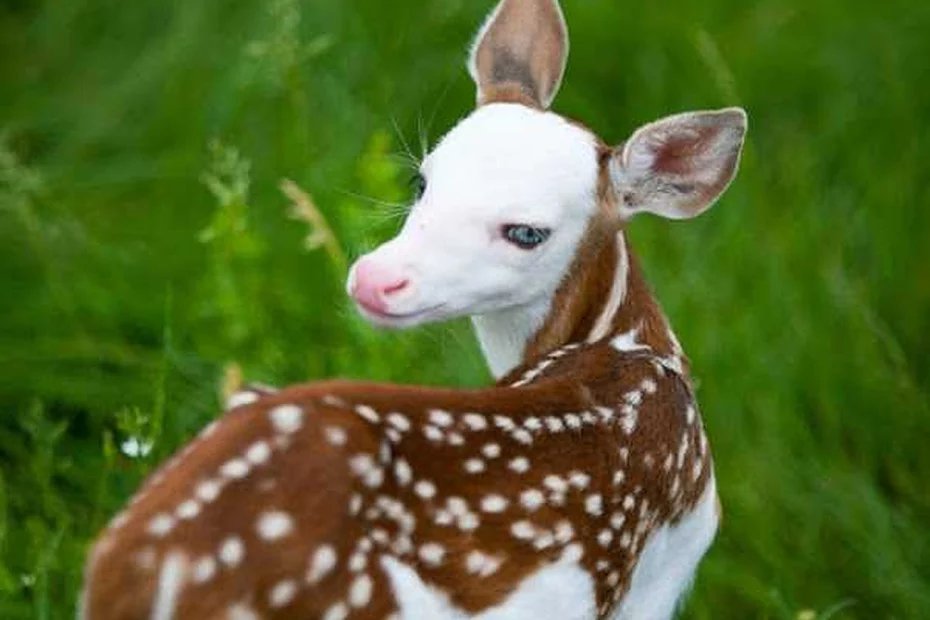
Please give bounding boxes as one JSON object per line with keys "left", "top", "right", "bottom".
{"left": 473, "top": 225, "right": 689, "bottom": 380}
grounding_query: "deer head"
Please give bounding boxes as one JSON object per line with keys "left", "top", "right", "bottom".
{"left": 347, "top": 0, "right": 746, "bottom": 379}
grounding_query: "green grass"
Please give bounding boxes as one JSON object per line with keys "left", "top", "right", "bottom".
{"left": 1, "top": 0, "right": 928, "bottom": 617}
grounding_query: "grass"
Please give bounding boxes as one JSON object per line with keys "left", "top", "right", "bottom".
{"left": 1, "top": 0, "right": 928, "bottom": 617}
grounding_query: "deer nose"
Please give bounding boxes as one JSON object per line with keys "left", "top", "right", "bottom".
{"left": 349, "top": 260, "right": 411, "bottom": 314}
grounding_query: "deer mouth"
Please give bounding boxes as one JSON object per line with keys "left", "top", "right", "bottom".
{"left": 354, "top": 299, "right": 448, "bottom": 327}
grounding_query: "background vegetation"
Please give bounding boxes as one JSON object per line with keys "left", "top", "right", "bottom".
{"left": 1, "top": 0, "right": 928, "bottom": 617}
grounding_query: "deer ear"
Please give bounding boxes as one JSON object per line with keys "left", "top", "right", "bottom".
{"left": 468, "top": 0, "right": 569, "bottom": 109}
{"left": 611, "top": 108, "right": 748, "bottom": 220}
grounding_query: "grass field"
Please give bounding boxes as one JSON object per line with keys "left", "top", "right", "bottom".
{"left": 1, "top": 0, "right": 929, "bottom": 617}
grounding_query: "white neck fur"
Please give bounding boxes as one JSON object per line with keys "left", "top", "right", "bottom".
{"left": 471, "top": 297, "right": 553, "bottom": 380}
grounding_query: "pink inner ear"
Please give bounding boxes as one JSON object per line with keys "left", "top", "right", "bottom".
{"left": 651, "top": 125, "right": 720, "bottom": 176}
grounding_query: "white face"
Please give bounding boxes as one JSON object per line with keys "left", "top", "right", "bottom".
{"left": 347, "top": 104, "right": 599, "bottom": 328}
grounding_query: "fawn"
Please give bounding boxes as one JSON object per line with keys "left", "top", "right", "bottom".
{"left": 81, "top": 0, "right": 747, "bottom": 618}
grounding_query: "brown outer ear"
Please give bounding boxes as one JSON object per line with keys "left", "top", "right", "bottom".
{"left": 468, "top": 0, "right": 569, "bottom": 109}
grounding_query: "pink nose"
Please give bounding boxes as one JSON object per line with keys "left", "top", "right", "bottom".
{"left": 350, "top": 260, "right": 410, "bottom": 314}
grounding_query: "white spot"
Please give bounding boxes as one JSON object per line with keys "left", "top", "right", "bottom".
{"left": 322, "top": 602, "right": 349, "bottom": 620}
{"left": 363, "top": 467, "right": 384, "bottom": 489}
{"left": 554, "top": 520, "right": 575, "bottom": 544}
{"left": 533, "top": 531, "right": 555, "bottom": 550}
{"left": 324, "top": 426, "right": 348, "bottom": 447}
{"left": 564, "top": 413, "right": 582, "bottom": 430}
{"left": 394, "top": 459, "right": 413, "bottom": 486}
{"left": 350, "top": 454, "right": 376, "bottom": 477}
{"left": 422, "top": 425, "right": 444, "bottom": 443}
{"left": 322, "top": 394, "right": 347, "bottom": 408}
{"left": 612, "top": 327, "right": 648, "bottom": 352}
{"left": 508, "top": 457, "right": 530, "bottom": 473}
{"left": 108, "top": 511, "right": 129, "bottom": 530}
{"left": 545, "top": 417, "right": 565, "bottom": 433}
{"left": 349, "top": 574, "right": 373, "bottom": 608}
{"left": 464, "top": 458, "right": 486, "bottom": 474}
{"left": 257, "top": 511, "right": 294, "bottom": 541}
{"left": 447, "top": 432, "right": 466, "bottom": 446}
{"left": 512, "top": 429, "right": 533, "bottom": 445}
{"left": 419, "top": 542, "right": 446, "bottom": 566}
{"left": 686, "top": 406, "right": 696, "bottom": 425}
{"left": 192, "top": 556, "right": 216, "bottom": 584}
{"left": 511, "top": 521, "right": 535, "bottom": 540}
{"left": 624, "top": 390, "right": 643, "bottom": 406}
{"left": 678, "top": 436, "right": 690, "bottom": 469}
{"left": 597, "top": 407, "right": 615, "bottom": 423}
{"left": 414, "top": 480, "right": 437, "bottom": 500}
{"left": 199, "top": 422, "right": 220, "bottom": 441}
{"left": 463, "top": 413, "right": 488, "bottom": 431}
{"left": 219, "top": 537, "right": 245, "bottom": 568}
{"left": 151, "top": 552, "right": 187, "bottom": 620}
{"left": 270, "top": 404, "right": 304, "bottom": 434}
{"left": 543, "top": 475, "right": 568, "bottom": 494}
{"left": 227, "top": 391, "right": 259, "bottom": 410}
{"left": 220, "top": 459, "right": 250, "bottom": 480}
{"left": 176, "top": 500, "right": 201, "bottom": 521}
{"left": 196, "top": 480, "right": 222, "bottom": 503}
{"left": 569, "top": 472, "right": 591, "bottom": 489}
{"left": 429, "top": 409, "right": 454, "bottom": 428}
{"left": 387, "top": 413, "right": 411, "bottom": 432}
{"left": 621, "top": 406, "right": 638, "bottom": 435}
{"left": 227, "top": 604, "right": 260, "bottom": 620}
{"left": 148, "top": 514, "right": 175, "bottom": 538}
{"left": 520, "top": 489, "right": 545, "bottom": 512}
{"left": 481, "top": 443, "right": 501, "bottom": 459}
{"left": 246, "top": 441, "right": 272, "bottom": 465}
{"left": 458, "top": 513, "right": 480, "bottom": 532}
{"left": 349, "top": 552, "right": 367, "bottom": 572}
{"left": 493, "top": 415, "right": 515, "bottom": 430}
{"left": 598, "top": 530, "right": 614, "bottom": 548}
{"left": 447, "top": 497, "right": 469, "bottom": 516}
{"left": 355, "top": 405, "right": 381, "bottom": 424}
{"left": 623, "top": 495, "right": 636, "bottom": 510}
{"left": 269, "top": 580, "right": 298, "bottom": 608}
{"left": 524, "top": 417, "right": 542, "bottom": 431}
{"left": 561, "top": 543, "right": 584, "bottom": 563}
{"left": 480, "top": 495, "right": 508, "bottom": 513}
{"left": 466, "top": 550, "right": 502, "bottom": 577}
{"left": 307, "top": 545, "right": 338, "bottom": 584}
{"left": 641, "top": 378, "right": 658, "bottom": 395}
{"left": 611, "top": 512, "right": 627, "bottom": 530}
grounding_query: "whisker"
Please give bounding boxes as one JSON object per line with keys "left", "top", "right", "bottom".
{"left": 334, "top": 187, "right": 409, "bottom": 211}
{"left": 389, "top": 115, "right": 418, "bottom": 168}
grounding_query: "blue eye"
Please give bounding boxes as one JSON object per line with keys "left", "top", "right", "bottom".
{"left": 411, "top": 173, "right": 427, "bottom": 200}
{"left": 502, "top": 224, "right": 552, "bottom": 250}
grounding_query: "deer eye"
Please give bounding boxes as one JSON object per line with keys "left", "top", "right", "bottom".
{"left": 502, "top": 225, "right": 552, "bottom": 250}
{"left": 411, "top": 173, "right": 427, "bottom": 200}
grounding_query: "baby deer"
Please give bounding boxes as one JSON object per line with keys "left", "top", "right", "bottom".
{"left": 82, "top": 0, "right": 747, "bottom": 618}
